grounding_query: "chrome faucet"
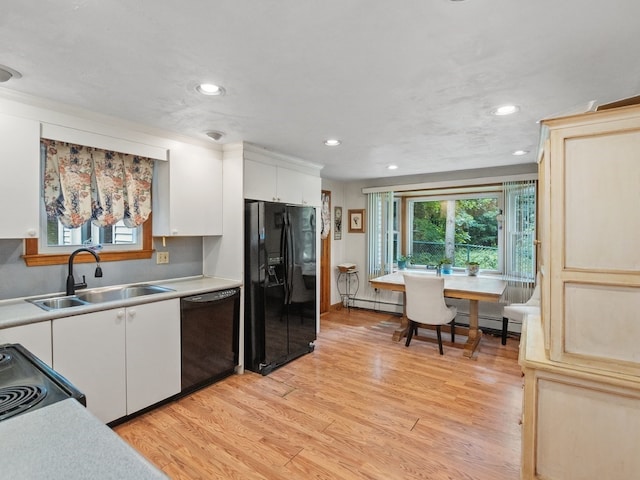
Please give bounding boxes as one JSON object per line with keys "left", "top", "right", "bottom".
{"left": 66, "top": 248, "right": 103, "bottom": 296}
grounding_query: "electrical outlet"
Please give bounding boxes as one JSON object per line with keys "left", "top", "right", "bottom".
{"left": 157, "top": 252, "right": 169, "bottom": 264}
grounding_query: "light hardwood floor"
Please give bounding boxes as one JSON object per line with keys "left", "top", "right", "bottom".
{"left": 115, "top": 308, "right": 523, "bottom": 479}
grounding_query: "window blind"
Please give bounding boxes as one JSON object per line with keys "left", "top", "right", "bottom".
{"left": 503, "top": 179, "right": 537, "bottom": 303}
{"left": 367, "top": 191, "right": 394, "bottom": 279}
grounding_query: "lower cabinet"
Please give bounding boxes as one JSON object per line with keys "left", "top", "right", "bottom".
{"left": 52, "top": 299, "right": 180, "bottom": 424}
{"left": 520, "top": 315, "right": 640, "bottom": 479}
{"left": 0, "top": 321, "right": 52, "bottom": 367}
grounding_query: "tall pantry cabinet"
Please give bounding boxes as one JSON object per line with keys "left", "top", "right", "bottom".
{"left": 520, "top": 104, "right": 640, "bottom": 479}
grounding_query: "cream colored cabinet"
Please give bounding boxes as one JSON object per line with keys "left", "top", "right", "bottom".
{"left": 520, "top": 317, "right": 640, "bottom": 479}
{"left": 543, "top": 105, "right": 640, "bottom": 375}
{"left": 0, "top": 321, "right": 52, "bottom": 367}
{"left": 0, "top": 112, "right": 40, "bottom": 239}
{"left": 244, "top": 158, "right": 321, "bottom": 206}
{"left": 520, "top": 104, "right": 640, "bottom": 479}
{"left": 153, "top": 142, "right": 223, "bottom": 236}
{"left": 52, "top": 299, "right": 180, "bottom": 424}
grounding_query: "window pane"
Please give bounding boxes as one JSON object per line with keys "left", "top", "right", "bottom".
{"left": 409, "top": 196, "right": 499, "bottom": 269}
{"left": 46, "top": 217, "right": 138, "bottom": 247}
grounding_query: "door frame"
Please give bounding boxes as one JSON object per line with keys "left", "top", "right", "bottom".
{"left": 320, "top": 190, "right": 331, "bottom": 313}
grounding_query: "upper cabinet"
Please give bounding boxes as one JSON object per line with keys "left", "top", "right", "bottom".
{"left": 541, "top": 104, "right": 640, "bottom": 376}
{"left": 243, "top": 144, "right": 322, "bottom": 206}
{"left": 0, "top": 112, "right": 40, "bottom": 239}
{"left": 153, "top": 142, "right": 223, "bottom": 236}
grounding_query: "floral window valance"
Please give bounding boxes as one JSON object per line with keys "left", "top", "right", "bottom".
{"left": 42, "top": 139, "right": 154, "bottom": 229}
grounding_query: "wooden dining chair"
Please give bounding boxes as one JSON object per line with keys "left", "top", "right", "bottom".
{"left": 403, "top": 273, "right": 457, "bottom": 354}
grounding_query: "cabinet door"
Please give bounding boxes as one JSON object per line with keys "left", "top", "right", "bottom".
{"left": 275, "top": 167, "right": 305, "bottom": 204}
{"left": 125, "top": 300, "right": 181, "bottom": 414}
{"left": 277, "top": 168, "right": 321, "bottom": 206}
{"left": 53, "top": 310, "right": 127, "bottom": 424}
{"left": 0, "top": 113, "right": 40, "bottom": 239}
{"left": 0, "top": 321, "right": 52, "bottom": 367}
{"left": 300, "top": 173, "right": 321, "bottom": 207}
{"left": 244, "top": 158, "right": 278, "bottom": 201}
{"left": 153, "top": 142, "right": 223, "bottom": 236}
{"left": 546, "top": 109, "right": 640, "bottom": 375}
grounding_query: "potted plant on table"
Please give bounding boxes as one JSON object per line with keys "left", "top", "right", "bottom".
{"left": 466, "top": 261, "right": 480, "bottom": 276}
{"left": 397, "top": 255, "right": 411, "bottom": 270}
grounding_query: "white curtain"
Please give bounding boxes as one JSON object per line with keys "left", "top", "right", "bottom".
{"left": 503, "top": 180, "right": 537, "bottom": 303}
{"left": 367, "top": 191, "right": 394, "bottom": 279}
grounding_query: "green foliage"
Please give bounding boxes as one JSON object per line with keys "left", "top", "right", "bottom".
{"left": 409, "top": 197, "right": 500, "bottom": 269}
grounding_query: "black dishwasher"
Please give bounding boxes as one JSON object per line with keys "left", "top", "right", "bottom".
{"left": 180, "top": 288, "right": 240, "bottom": 394}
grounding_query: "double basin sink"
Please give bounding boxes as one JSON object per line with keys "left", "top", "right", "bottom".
{"left": 28, "top": 284, "right": 175, "bottom": 311}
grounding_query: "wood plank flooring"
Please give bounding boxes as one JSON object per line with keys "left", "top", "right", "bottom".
{"left": 115, "top": 308, "right": 523, "bottom": 479}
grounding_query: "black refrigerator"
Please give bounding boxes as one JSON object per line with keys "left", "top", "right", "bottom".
{"left": 244, "top": 200, "right": 317, "bottom": 375}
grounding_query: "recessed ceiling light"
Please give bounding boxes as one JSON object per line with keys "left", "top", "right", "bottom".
{"left": 196, "top": 83, "right": 226, "bottom": 96}
{"left": 0, "top": 64, "right": 22, "bottom": 83}
{"left": 492, "top": 104, "right": 520, "bottom": 116}
{"left": 512, "top": 150, "right": 529, "bottom": 156}
{"left": 387, "top": 164, "right": 398, "bottom": 170}
{"left": 324, "top": 139, "right": 341, "bottom": 147}
{"left": 205, "top": 130, "right": 225, "bottom": 142}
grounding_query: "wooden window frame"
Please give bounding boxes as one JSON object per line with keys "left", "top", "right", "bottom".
{"left": 22, "top": 214, "right": 154, "bottom": 266}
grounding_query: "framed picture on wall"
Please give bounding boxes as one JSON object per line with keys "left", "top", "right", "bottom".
{"left": 334, "top": 206, "right": 342, "bottom": 240}
{"left": 348, "top": 209, "right": 365, "bottom": 233}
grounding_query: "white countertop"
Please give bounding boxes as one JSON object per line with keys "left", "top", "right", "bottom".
{"left": 1, "top": 399, "right": 167, "bottom": 479}
{"left": 0, "top": 275, "right": 242, "bottom": 329}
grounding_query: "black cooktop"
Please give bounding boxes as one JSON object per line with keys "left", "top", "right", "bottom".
{"left": 0, "top": 343, "right": 86, "bottom": 422}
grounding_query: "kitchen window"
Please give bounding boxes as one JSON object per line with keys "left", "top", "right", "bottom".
{"left": 23, "top": 140, "right": 154, "bottom": 266}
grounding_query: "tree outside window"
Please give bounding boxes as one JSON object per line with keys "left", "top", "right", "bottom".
{"left": 408, "top": 195, "right": 501, "bottom": 270}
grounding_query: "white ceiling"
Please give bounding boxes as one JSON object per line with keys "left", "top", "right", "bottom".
{"left": 1, "top": 1, "right": 639, "bottom": 180}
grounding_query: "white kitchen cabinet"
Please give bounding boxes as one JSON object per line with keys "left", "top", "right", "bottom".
{"left": 53, "top": 309, "right": 127, "bottom": 423}
{"left": 0, "top": 112, "right": 40, "bottom": 239}
{"left": 244, "top": 158, "right": 321, "bottom": 206}
{"left": 153, "top": 142, "right": 223, "bottom": 236}
{"left": 243, "top": 158, "right": 278, "bottom": 202}
{"left": 52, "top": 299, "right": 180, "bottom": 424}
{"left": 125, "top": 299, "right": 181, "bottom": 414}
{"left": 0, "top": 321, "right": 52, "bottom": 367}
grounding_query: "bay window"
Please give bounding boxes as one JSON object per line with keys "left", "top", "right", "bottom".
{"left": 366, "top": 180, "right": 536, "bottom": 282}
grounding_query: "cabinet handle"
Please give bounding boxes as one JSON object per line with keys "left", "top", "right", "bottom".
{"left": 27, "top": 229, "right": 37, "bottom": 237}
{"left": 172, "top": 229, "right": 178, "bottom": 235}
{"left": 128, "top": 309, "right": 136, "bottom": 319}
{"left": 116, "top": 310, "right": 125, "bottom": 321}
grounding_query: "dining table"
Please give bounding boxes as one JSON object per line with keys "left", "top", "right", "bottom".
{"left": 370, "top": 271, "right": 507, "bottom": 357}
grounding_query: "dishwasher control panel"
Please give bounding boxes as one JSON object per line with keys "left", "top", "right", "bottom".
{"left": 182, "top": 288, "right": 240, "bottom": 303}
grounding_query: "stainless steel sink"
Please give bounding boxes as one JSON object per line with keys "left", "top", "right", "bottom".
{"left": 76, "top": 284, "right": 174, "bottom": 303}
{"left": 28, "top": 284, "right": 175, "bottom": 311}
{"left": 29, "top": 296, "right": 89, "bottom": 311}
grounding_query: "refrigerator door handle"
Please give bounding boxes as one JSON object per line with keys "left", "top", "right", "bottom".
{"left": 286, "top": 212, "right": 295, "bottom": 304}
{"left": 280, "top": 210, "right": 290, "bottom": 303}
